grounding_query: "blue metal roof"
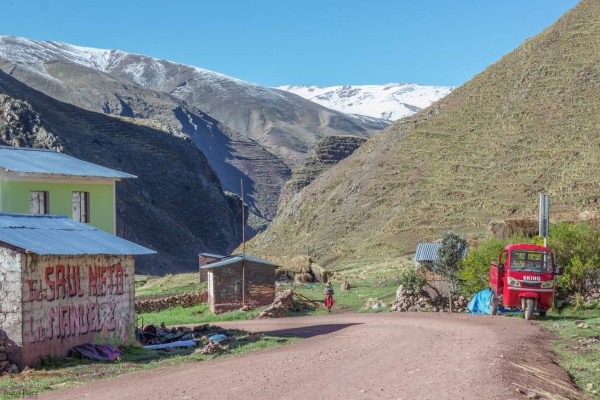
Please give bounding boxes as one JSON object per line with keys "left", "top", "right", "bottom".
{"left": 0, "top": 213, "right": 155, "bottom": 255}
{"left": 0, "top": 147, "right": 136, "bottom": 179}
{"left": 200, "top": 254, "right": 276, "bottom": 269}
{"left": 414, "top": 242, "right": 468, "bottom": 262}
{"left": 199, "top": 253, "right": 226, "bottom": 259}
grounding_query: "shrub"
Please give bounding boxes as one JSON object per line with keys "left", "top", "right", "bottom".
{"left": 549, "top": 222, "right": 600, "bottom": 295}
{"left": 457, "top": 237, "right": 508, "bottom": 296}
{"left": 397, "top": 267, "right": 427, "bottom": 293}
{"left": 432, "top": 232, "right": 468, "bottom": 295}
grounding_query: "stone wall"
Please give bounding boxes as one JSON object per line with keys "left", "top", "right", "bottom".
{"left": 135, "top": 291, "right": 208, "bottom": 313}
{"left": 17, "top": 253, "right": 135, "bottom": 367}
{"left": 209, "top": 260, "right": 275, "bottom": 314}
{"left": 0, "top": 248, "right": 22, "bottom": 365}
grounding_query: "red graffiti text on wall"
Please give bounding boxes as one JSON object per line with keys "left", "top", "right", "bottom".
{"left": 25, "top": 264, "right": 126, "bottom": 301}
{"left": 25, "top": 301, "right": 118, "bottom": 344}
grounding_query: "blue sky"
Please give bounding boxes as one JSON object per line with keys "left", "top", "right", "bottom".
{"left": 1, "top": 0, "right": 579, "bottom": 87}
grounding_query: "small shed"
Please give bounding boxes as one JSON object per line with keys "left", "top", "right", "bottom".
{"left": 201, "top": 255, "right": 276, "bottom": 314}
{"left": 414, "top": 242, "right": 468, "bottom": 296}
{"left": 0, "top": 213, "right": 154, "bottom": 367}
{"left": 198, "top": 253, "right": 226, "bottom": 282}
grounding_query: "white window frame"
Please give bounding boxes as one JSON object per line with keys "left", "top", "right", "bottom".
{"left": 72, "top": 191, "right": 90, "bottom": 223}
{"left": 30, "top": 191, "right": 49, "bottom": 214}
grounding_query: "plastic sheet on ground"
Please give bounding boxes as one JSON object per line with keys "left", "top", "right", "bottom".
{"left": 72, "top": 343, "right": 122, "bottom": 361}
{"left": 468, "top": 288, "right": 521, "bottom": 315}
{"left": 143, "top": 339, "right": 196, "bottom": 350}
{"left": 468, "top": 289, "right": 494, "bottom": 314}
{"left": 208, "top": 334, "right": 228, "bottom": 343}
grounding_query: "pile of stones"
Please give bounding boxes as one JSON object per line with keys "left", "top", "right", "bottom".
{"left": 135, "top": 291, "right": 208, "bottom": 313}
{"left": 390, "top": 285, "right": 470, "bottom": 313}
{"left": 258, "top": 290, "right": 294, "bottom": 319}
{"left": 0, "top": 331, "right": 19, "bottom": 376}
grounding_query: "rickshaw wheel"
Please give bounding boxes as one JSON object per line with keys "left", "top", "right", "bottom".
{"left": 524, "top": 299, "right": 534, "bottom": 320}
{"left": 538, "top": 310, "right": 547, "bottom": 318}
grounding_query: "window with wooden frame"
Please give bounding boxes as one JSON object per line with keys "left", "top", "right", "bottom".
{"left": 30, "top": 191, "right": 49, "bottom": 214}
{"left": 72, "top": 191, "right": 90, "bottom": 223}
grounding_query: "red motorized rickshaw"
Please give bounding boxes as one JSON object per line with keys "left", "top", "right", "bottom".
{"left": 489, "top": 244, "right": 561, "bottom": 320}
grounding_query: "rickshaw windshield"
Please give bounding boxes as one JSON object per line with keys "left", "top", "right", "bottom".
{"left": 509, "top": 250, "right": 553, "bottom": 272}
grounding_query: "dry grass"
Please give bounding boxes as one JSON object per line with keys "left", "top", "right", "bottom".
{"left": 247, "top": 0, "right": 600, "bottom": 265}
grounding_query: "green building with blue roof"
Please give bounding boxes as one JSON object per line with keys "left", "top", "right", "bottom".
{"left": 0, "top": 146, "right": 135, "bottom": 233}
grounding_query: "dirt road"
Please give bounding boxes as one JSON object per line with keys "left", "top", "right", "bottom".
{"left": 34, "top": 313, "right": 579, "bottom": 400}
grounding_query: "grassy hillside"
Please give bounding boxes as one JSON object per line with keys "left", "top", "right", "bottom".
{"left": 248, "top": 0, "right": 600, "bottom": 263}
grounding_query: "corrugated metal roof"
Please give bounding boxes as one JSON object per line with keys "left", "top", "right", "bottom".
{"left": 199, "top": 253, "right": 226, "bottom": 259}
{"left": 200, "top": 254, "right": 276, "bottom": 269}
{"left": 414, "top": 242, "right": 468, "bottom": 262}
{"left": 0, "top": 213, "right": 155, "bottom": 255}
{"left": 0, "top": 147, "right": 136, "bottom": 179}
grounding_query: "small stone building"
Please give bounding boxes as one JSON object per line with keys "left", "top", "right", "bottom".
{"left": 201, "top": 255, "right": 276, "bottom": 314}
{"left": 198, "top": 253, "right": 226, "bottom": 282}
{"left": 414, "top": 242, "right": 467, "bottom": 296}
{"left": 0, "top": 213, "right": 154, "bottom": 367}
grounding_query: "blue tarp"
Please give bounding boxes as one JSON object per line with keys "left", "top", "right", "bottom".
{"left": 468, "top": 288, "right": 521, "bottom": 314}
{"left": 468, "top": 288, "right": 494, "bottom": 314}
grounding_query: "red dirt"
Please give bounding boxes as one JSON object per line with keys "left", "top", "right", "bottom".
{"left": 33, "top": 313, "right": 582, "bottom": 400}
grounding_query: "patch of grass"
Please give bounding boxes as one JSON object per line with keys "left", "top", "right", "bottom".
{"left": 283, "top": 279, "right": 399, "bottom": 316}
{"left": 138, "top": 303, "right": 264, "bottom": 326}
{"left": 136, "top": 273, "right": 204, "bottom": 298}
{"left": 0, "top": 334, "right": 296, "bottom": 399}
{"left": 540, "top": 302, "right": 600, "bottom": 399}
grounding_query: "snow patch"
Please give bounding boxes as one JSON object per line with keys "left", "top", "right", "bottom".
{"left": 277, "top": 83, "right": 454, "bottom": 121}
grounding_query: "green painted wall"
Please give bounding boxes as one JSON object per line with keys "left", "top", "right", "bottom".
{"left": 0, "top": 180, "right": 114, "bottom": 233}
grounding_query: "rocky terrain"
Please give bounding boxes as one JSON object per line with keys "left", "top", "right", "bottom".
{"left": 0, "top": 72, "right": 243, "bottom": 274}
{"left": 278, "top": 83, "right": 453, "bottom": 121}
{"left": 0, "top": 94, "right": 62, "bottom": 150}
{"left": 247, "top": 0, "right": 600, "bottom": 263}
{"left": 277, "top": 135, "right": 367, "bottom": 212}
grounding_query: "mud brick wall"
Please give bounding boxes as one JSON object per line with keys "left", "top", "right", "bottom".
{"left": 209, "top": 261, "right": 275, "bottom": 314}
{"left": 0, "top": 248, "right": 23, "bottom": 365}
{"left": 199, "top": 255, "right": 224, "bottom": 282}
{"left": 7, "top": 253, "right": 136, "bottom": 367}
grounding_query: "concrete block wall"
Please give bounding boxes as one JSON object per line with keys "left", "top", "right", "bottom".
{"left": 0, "top": 248, "right": 23, "bottom": 365}
{"left": 0, "top": 252, "right": 136, "bottom": 367}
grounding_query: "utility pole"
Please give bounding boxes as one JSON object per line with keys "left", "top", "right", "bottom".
{"left": 241, "top": 179, "right": 246, "bottom": 307}
{"left": 539, "top": 193, "right": 550, "bottom": 247}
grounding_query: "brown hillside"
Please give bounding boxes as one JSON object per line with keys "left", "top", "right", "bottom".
{"left": 248, "top": 0, "right": 600, "bottom": 263}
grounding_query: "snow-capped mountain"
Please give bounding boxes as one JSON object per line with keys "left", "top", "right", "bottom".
{"left": 277, "top": 83, "right": 454, "bottom": 121}
{"left": 0, "top": 36, "right": 388, "bottom": 168}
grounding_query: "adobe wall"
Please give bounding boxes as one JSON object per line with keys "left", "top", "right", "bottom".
{"left": 209, "top": 261, "right": 275, "bottom": 314}
{"left": 199, "top": 255, "right": 223, "bottom": 282}
{"left": 18, "top": 254, "right": 135, "bottom": 367}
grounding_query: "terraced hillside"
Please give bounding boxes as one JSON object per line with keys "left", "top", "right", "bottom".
{"left": 0, "top": 70, "right": 243, "bottom": 274}
{"left": 277, "top": 135, "right": 367, "bottom": 212}
{"left": 247, "top": 0, "right": 600, "bottom": 263}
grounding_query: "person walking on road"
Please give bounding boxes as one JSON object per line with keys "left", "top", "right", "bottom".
{"left": 324, "top": 283, "right": 335, "bottom": 313}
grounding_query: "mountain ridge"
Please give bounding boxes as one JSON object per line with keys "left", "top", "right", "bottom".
{"left": 0, "top": 36, "right": 389, "bottom": 168}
